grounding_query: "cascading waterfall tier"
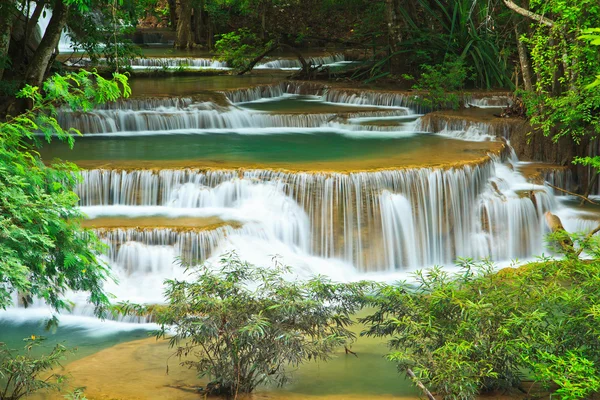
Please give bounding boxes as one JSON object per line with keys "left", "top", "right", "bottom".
{"left": 63, "top": 54, "right": 347, "bottom": 70}
{"left": 222, "top": 82, "right": 425, "bottom": 112}
{"left": 95, "top": 225, "right": 249, "bottom": 272}
{"left": 77, "top": 156, "right": 559, "bottom": 271}
{"left": 415, "top": 113, "right": 510, "bottom": 141}
{"left": 255, "top": 54, "right": 347, "bottom": 69}
{"left": 55, "top": 84, "right": 414, "bottom": 134}
{"left": 59, "top": 108, "right": 337, "bottom": 134}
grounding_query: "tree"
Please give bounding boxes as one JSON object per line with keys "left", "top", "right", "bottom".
{"left": 147, "top": 253, "right": 370, "bottom": 396}
{"left": 0, "top": 70, "right": 130, "bottom": 314}
{"left": 503, "top": 0, "right": 600, "bottom": 142}
{"left": 175, "top": 0, "right": 194, "bottom": 49}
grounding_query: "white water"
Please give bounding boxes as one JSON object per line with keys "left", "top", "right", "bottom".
{"left": 36, "top": 5, "right": 74, "bottom": 53}
{"left": 8, "top": 86, "right": 600, "bottom": 325}
{"left": 56, "top": 89, "right": 414, "bottom": 135}
{"left": 74, "top": 156, "right": 575, "bottom": 272}
{"left": 64, "top": 54, "right": 349, "bottom": 71}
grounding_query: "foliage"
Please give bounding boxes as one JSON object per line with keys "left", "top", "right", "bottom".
{"left": 361, "top": 245, "right": 600, "bottom": 399}
{"left": 0, "top": 336, "right": 69, "bottom": 400}
{"left": 0, "top": 70, "right": 130, "bottom": 314}
{"left": 67, "top": 0, "right": 145, "bottom": 71}
{"left": 580, "top": 28, "right": 600, "bottom": 89}
{"left": 149, "top": 252, "right": 370, "bottom": 396}
{"left": 214, "top": 28, "right": 273, "bottom": 70}
{"left": 572, "top": 155, "right": 600, "bottom": 171}
{"left": 410, "top": 60, "right": 472, "bottom": 110}
{"left": 378, "top": 0, "right": 512, "bottom": 88}
{"left": 519, "top": 1, "right": 600, "bottom": 142}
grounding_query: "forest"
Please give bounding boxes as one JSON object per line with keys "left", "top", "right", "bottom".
{"left": 1, "top": 0, "right": 600, "bottom": 399}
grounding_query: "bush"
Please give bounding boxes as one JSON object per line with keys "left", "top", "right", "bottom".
{"left": 152, "top": 253, "right": 370, "bottom": 396}
{"left": 410, "top": 59, "right": 472, "bottom": 110}
{"left": 361, "top": 250, "right": 600, "bottom": 399}
{"left": 0, "top": 336, "right": 70, "bottom": 400}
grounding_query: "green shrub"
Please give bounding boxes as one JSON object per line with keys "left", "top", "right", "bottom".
{"left": 0, "top": 336, "right": 70, "bottom": 400}
{"left": 411, "top": 59, "right": 472, "bottom": 110}
{"left": 362, "top": 251, "right": 600, "bottom": 399}
{"left": 150, "top": 253, "right": 371, "bottom": 396}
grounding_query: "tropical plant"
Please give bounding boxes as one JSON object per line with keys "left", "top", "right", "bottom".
{"left": 0, "top": 70, "right": 130, "bottom": 314}
{"left": 215, "top": 28, "right": 274, "bottom": 70}
{"left": 0, "top": 336, "right": 70, "bottom": 400}
{"left": 510, "top": 0, "right": 600, "bottom": 142}
{"left": 382, "top": 0, "right": 512, "bottom": 88}
{"left": 410, "top": 59, "right": 472, "bottom": 110}
{"left": 148, "top": 252, "right": 371, "bottom": 396}
{"left": 361, "top": 245, "right": 600, "bottom": 399}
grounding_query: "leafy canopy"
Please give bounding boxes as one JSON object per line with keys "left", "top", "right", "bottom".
{"left": 0, "top": 70, "right": 130, "bottom": 314}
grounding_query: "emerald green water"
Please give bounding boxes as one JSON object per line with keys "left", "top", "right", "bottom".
{"left": 0, "top": 318, "right": 150, "bottom": 361}
{"left": 38, "top": 132, "right": 498, "bottom": 171}
{"left": 40, "top": 132, "right": 412, "bottom": 162}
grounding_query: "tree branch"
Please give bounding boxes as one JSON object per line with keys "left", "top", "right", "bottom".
{"left": 503, "top": 0, "right": 555, "bottom": 27}
{"left": 546, "top": 183, "right": 600, "bottom": 205}
{"left": 575, "top": 224, "right": 600, "bottom": 258}
{"left": 406, "top": 369, "right": 436, "bottom": 400}
{"left": 237, "top": 41, "right": 280, "bottom": 75}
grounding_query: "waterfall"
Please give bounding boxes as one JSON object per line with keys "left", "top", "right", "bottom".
{"left": 96, "top": 225, "right": 243, "bottom": 269}
{"left": 36, "top": 5, "right": 74, "bottom": 52}
{"left": 465, "top": 94, "right": 513, "bottom": 108}
{"left": 255, "top": 54, "right": 347, "bottom": 69}
{"left": 65, "top": 54, "right": 346, "bottom": 70}
{"left": 75, "top": 158, "right": 565, "bottom": 271}
{"left": 221, "top": 82, "right": 422, "bottom": 111}
{"left": 58, "top": 108, "right": 336, "bottom": 134}
{"left": 415, "top": 116, "right": 508, "bottom": 141}
{"left": 130, "top": 57, "right": 228, "bottom": 69}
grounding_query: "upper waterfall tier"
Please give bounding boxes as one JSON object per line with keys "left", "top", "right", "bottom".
{"left": 62, "top": 54, "right": 349, "bottom": 71}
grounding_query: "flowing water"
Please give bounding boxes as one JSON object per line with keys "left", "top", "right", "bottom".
{"left": 3, "top": 75, "right": 599, "bottom": 398}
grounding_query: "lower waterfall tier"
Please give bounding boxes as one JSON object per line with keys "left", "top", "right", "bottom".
{"left": 73, "top": 154, "right": 595, "bottom": 274}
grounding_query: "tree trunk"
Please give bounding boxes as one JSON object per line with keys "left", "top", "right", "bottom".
{"left": 175, "top": 0, "right": 193, "bottom": 49}
{"left": 237, "top": 41, "right": 279, "bottom": 75}
{"left": 581, "top": 171, "right": 599, "bottom": 206}
{"left": 25, "top": 0, "right": 68, "bottom": 87}
{"left": 207, "top": 20, "right": 213, "bottom": 50}
{"left": 0, "top": 2, "right": 17, "bottom": 80}
{"left": 384, "top": 0, "right": 403, "bottom": 73}
{"left": 192, "top": 0, "right": 203, "bottom": 45}
{"left": 12, "top": 1, "right": 46, "bottom": 77}
{"left": 260, "top": 2, "right": 266, "bottom": 40}
{"left": 545, "top": 212, "right": 575, "bottom": 256}
{"left": 167, "top": 0, "right": 177, "bottom": 28}
{"left": 514, "top": 24, "right": 533, "bottom": 92}
{"left": 26, "top": 1, "right": 46, "bottom": 48}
